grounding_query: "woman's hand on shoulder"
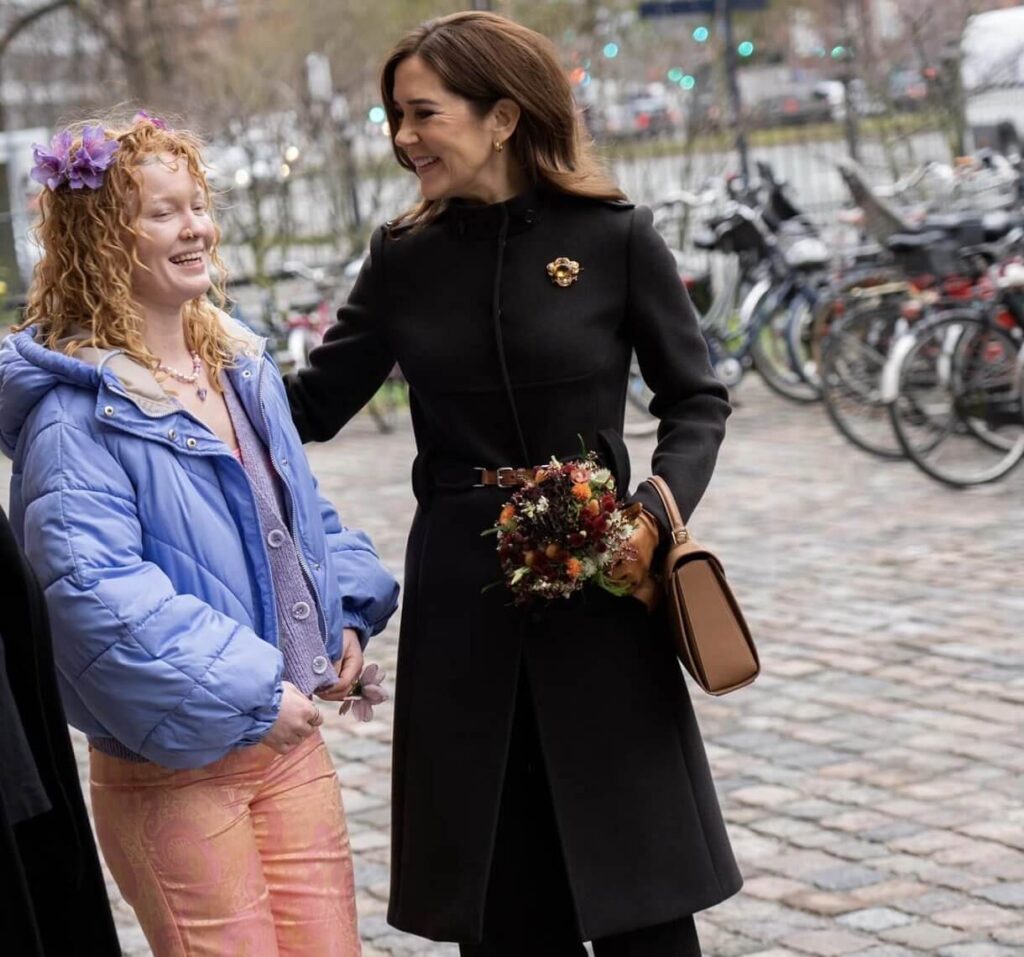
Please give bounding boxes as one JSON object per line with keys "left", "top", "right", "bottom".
{"left": 262, "top": 681, "right": 321, "bottom": 754}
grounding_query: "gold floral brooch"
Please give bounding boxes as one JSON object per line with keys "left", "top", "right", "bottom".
{"left": 546, "top": 257, "right": 581, "bottom": 288}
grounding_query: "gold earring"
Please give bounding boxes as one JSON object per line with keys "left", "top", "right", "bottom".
{"left": 494, "top": 140, "right": 504, "bottom": 152}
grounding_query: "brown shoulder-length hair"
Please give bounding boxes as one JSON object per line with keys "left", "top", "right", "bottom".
{"left": 19, "top": 113, "right": 237, "bottom": 389}
{"left": 381, "top": 10, "right": 626, "bottom": 232}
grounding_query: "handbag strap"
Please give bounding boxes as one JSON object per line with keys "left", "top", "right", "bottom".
{"left": 645, "top": 475, "right": 690, "bottom": 546}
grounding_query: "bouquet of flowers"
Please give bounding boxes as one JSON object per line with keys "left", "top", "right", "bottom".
{"left": 485, "top": 452, "right": 641, "bottom": 605}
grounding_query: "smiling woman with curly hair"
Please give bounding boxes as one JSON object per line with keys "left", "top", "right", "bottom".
{"left": 20, "top": 119, "right": 237, "bottom": 386}
{"left": 0, "top": 112, "right": 399, "bottom": 957}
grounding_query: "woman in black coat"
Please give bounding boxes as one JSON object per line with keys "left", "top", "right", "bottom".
{"left": 287, "top": 11, "right": 741, "bottom": 955}
{"left": 0, "top": 506, "right": 121, "bottom": 956}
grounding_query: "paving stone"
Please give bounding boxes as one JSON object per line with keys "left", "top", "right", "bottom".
{"left": 836, "top": 908, "right": 915, "bottom": 932}
{"left": 847, "top": 948, "right": 918, "bottom": 957}
{"left": 931, "top": 903, "right": 1021, "bottom": 930}
{"left": 781, "top": 928, "right": 873, "bottom": 955}
{"left": 741, "top": 876, "right": 812, "bottom": 901}
{"left": 936, "top": 946, "right": 1022, "bottom": 957}
{"left": 881, "top": 922, "right": 968, "bottom": 949}
{"left": 783, "top": 889, "right": 862, "bottom": 916}
{"left": 849, "top": 879, "right": 932, "bottom": 906}
{"left": 808, "top": 865, "right": 886, "bottom": 892}
{"left": 990, "top": 924, "right": 1024, "bottom": 946}
{"left": 888, "top": 890, "right": 974, "bottom": 917}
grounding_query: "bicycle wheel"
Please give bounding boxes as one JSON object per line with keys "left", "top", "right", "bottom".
{"left": 750, "top": 288, "right": 821, "bottom": 403}
{"left": 889, "top": 312, "right": 1024, "bottom": 486}
{"left": 821, "top": 301, "right": 906, "bottom": 459}
{"left": 786, "top": 292, "right": 821, "bottom": 390}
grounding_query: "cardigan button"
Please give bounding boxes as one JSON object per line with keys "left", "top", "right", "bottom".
{"left": 186, "top": 437, "right": 198, "bottom": 449}
{"left": 311, "top": 655, "right": 329, "bottom": 675}
{"left": 291, "top": 600, "right": 311, "bottom": 621}
{"left": 103, "top": 405, "right": 115, "bottom": 416}
{"left": 267, "top": 529, "right": 286, "bottom": 548}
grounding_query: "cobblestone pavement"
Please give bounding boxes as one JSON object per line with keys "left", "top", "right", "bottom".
{"left": 14, "top": 376, "right": 1023, "bottom": 956}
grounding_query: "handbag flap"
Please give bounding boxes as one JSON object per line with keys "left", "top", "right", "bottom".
{"left": 672, "top": 560, "right": 759, "bottom": 693}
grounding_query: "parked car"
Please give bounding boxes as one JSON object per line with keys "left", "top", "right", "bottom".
{"left": 751, "top": 93, "right": 833, "bottom": 128}
{"left": 588, "top": 89, "right": 678, "bottom": 140}
{"left": 888, "top": 68, "right": 930, "bottom": 111}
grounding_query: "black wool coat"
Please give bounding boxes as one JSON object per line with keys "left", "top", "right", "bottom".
{"left": 287, "top": 185, "right": 742, "bottom": 943}
{"left": 0, "top": 507, "right": 121, "bottom": 956}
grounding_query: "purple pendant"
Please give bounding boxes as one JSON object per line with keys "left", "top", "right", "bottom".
{"left": 197, "top": 387, "right": 208, "bottom": 402}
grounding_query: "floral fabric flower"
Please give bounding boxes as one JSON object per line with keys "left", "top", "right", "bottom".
{"left": 29, "top": 125, "right": 119, "bottom": 192}
{"left": 67, "top": 126, "right": 119, "bottom": 190}
{"left": 134, "top": 110, "right": 168, "bottom": 130}
{"left": 30, "top": 130, "right": 74, "bottom": 190}
{"left": 340, "top": 663, "right": 388, "bottom": 722}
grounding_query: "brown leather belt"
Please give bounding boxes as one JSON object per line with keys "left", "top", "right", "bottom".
{"left": 473, "top": 466, "right": 535, "bottom": 488}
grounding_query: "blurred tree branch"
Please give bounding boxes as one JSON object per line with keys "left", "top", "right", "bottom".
{"left": 0, "top": 0, "right": 72, "bottom": 59}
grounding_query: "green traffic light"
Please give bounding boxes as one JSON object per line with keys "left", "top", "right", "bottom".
{"left": 693, "top": 26, "right": 709, "bottom": 43}
{"left": 831, "top": 45, "right": 846, "bottom": 59}
{"left": 603, "top": 42, "right": 619, "bottom": 59}
{"left": 667, "top": 67, "right": 684, "bottom": 82}
{"left": 681, "top": 75, "right": 696, "bottom": 90}
{"left": 737, "top": 41, "right": 755, "bottom": 57}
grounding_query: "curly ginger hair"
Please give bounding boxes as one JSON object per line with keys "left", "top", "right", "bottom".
{"left": 19, "top": 115, "right": 238, "bottom": 384}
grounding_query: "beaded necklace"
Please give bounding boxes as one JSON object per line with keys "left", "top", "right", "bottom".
{"left": 156, "top": 351, "right": 208, "bottom": 401}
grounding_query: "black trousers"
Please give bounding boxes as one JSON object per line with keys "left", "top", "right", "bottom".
{"left": 460, "top": 676, "right": 701, "bottom": 957}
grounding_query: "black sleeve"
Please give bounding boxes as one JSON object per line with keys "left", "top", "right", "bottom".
{"left": 626, "top": 205, "right": 731, "bottom": 528}
{"left": 285, "top": 226, "right": 395, "bottom": 443}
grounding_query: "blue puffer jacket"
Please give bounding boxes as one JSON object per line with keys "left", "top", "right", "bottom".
{"left": 0, "top": 314, "right": 399, "bottom": 769}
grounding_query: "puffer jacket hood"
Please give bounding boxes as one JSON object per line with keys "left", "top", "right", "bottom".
{"left": 0, "top": 329, "right": 103, "bottom": 458}
{"left": 0, "top": 315, "right": 399, "bottom": 769}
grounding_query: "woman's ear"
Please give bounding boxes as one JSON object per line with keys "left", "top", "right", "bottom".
{"left": 491, "top": 98, "right": 522, "bottom": 141}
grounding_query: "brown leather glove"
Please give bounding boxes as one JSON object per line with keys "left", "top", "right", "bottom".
{"left": 609, "top": 508, "right": 662, "bottom": 612}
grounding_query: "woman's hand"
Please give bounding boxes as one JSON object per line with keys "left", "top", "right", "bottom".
{"left": 609, "top": 509, "right": 662, "bottom": 613}
{"left": 263, "top": 681, "right": 322, "bottom": 754}
{"left": 315, "top": 629, "right": 364, "bottom": 706}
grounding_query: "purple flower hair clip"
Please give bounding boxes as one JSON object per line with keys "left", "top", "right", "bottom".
{"left": 30, "top": 129, "right": 73, "bottom": 190}
{"left": 134, "top": 110, "right": 168, "bottom": 130}
{"left": 340, "top": 663, "right": 389, "bottom": 722}
{"left": 30, "top": 125, "right": 119, "bottom": 192}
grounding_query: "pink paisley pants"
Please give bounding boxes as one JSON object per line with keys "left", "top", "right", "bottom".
{"left": 90, "top": 730, "right": 360, "bottom": 957}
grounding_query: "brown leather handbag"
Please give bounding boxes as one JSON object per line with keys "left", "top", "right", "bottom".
{"left": 645, "top": 476, "right": 759, "bottom": 696}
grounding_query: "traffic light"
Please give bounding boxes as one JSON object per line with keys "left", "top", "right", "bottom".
{"left": 693, "top": 26, "right": 710, "bottom": 42}
{"left": 667, "top": 67, "right": 684, "bottom": 82}
{"left": 603, "top": 42, "right": 619, "bottom": 59}
{"left": 737, "top": 41, "right": 755, "bottom": 57}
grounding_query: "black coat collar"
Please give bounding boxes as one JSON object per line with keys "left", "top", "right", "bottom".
{"left": 446, "top": 184, "right": 544, "bottom": 240}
